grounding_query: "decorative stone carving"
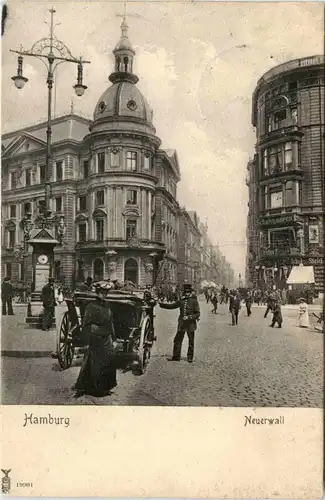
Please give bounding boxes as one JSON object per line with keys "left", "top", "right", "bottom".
{"left": 144, "top": 263, "right": 153, "bottom": 273}
{"left": 107, "top": 261, "right": 117, "bottom": 272}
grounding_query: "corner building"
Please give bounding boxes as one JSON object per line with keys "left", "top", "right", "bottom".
{"left": 1, "top": 18, "right": 180, "bottom": 288}
{"left": 249, "top": 55, "right": 325, "bottom": 294}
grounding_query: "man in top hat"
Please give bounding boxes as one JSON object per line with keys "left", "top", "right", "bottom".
{"left": 41, "top": 277, "right": 56, "bottom": 330}
{"left": 159, "top": 283, "right": 200, "bottom": 363}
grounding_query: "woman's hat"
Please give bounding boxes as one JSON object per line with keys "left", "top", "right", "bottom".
{"left": 298, "top": 297, "right": 306, "bottom": 302}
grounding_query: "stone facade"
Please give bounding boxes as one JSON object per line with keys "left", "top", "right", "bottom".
{"left": 248, "top": 55, "right": 325, "bottom": 293}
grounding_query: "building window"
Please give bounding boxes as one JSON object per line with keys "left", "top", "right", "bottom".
{"left": 10, "top": 172, "right": 18, "bottom": 189}
{"left": 95, "top": 190, "right": 104, "bottom": 206}
{"left": 54, "top": 261, "right": 61, "bottom": 281}
{"left": 126, "top": 219, "right": 137, "bottom": 239}
{"left": 40, "top": 165, "right": 46, "bottom": 183}
{"left": 285, "top": 181, "right": 294, "bottom": 206}
{"left": 78, "top": 223, "right": 87, "bottom": 242}
{"left": 273, "top": 108, "right": 286, "bottom": 129}
{"left": 8, "top": 229, "right": 16, "bottom": 248}
{"left": 268, "top": 145, "right": 282, "bottom": 174}
{"left": 55, "top": 161, "right": 63, "bottom": 181}
{"left": 97, "top": 152, "right": 105, "bottom": 173}
{"left": 144, "top": 155, "right": 151, "bottom": 170}
{"left": 19, "top": 263, "right": 25, "bottom": 281}
{"left": 25, "top": 169, "right": 32, "bottom": 186}
{"left": 55, "top": 197, "right": 62, "bottom": 213}
{"left": 95, "top": 219, "right": 104, "bottom": 241}
{"left": 9, "top": 205, "right": 16, "bottom": 218}
{"left": 291, "top": 107, "right": 298, "bottom": 123}
{"left": 270, "top": 189, "right": 283, "bottom": 209}
{"left": 110, "top": 150, "right": 120, "bottom": 167}
{"left": 78, "top": 196, "right": 87, "bottom": 211}
{"left": 126, "top": 189, "right": 137, "bottom": 204}
{"left": 284, "top": 142, "right": 293, "bottom": 170}
{"left": 126, "top": 151, "right": 137, "bottom": 171}
{"left": 83, "top": 160, "right": 89, "bottom": 179}
{"left": 298, "top": 182, "right": 302, "bottom": 205}
{"left": 23, "top": 202, "right": 31, "bottom": 215}
{"left": 5, "top": 263, "right": 12, "bottom": 279}
{"left": 38, "top": 199, "right": 46, "bottom": 214}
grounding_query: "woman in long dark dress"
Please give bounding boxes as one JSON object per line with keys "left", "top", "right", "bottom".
{"left": 75, "top": 286, "right": 117, "bottom": 397}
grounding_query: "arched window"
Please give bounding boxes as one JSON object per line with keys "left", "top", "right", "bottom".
{"left": 124, "top": 56, "right": 129, "bottom": 72}
{"left": 93, "top": 258, "right": 104, "bottom": 281}
{"left": 124, "top": 258, "right": 138, "bottom": 285}
{"left": 116, "top": 57, "right": 121, "bottom": 72}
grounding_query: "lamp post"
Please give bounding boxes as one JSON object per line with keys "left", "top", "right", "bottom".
{"left": 10, "top": 8, "right": 90, "bottom": 228}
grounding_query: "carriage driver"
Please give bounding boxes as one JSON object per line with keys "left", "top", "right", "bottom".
{"left": 159, "top": 283, "right": 200, "bottom": 363}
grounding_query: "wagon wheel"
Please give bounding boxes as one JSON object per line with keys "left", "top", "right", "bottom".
{"left": 136, "top": 316, "right": 152, "bottom": 375}
{"left": 56, "top": 311, "right": 75, "bottom": 370}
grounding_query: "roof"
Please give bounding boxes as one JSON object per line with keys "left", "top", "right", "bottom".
{"left": 2, "top": 114, "right": 91, "bottom": 146}
{"left": 93, "top": 81, "right": 153, "bottom": 124}
{"left": 286, "top": 265, "right": 315, "bottom": 284}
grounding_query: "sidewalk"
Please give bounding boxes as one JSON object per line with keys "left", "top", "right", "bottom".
{"left": 1, "top": 305, "right": 67, "bottom": 358}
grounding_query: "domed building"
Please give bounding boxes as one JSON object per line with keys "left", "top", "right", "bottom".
{"left": 1, "top": 17, "right": 181, "bottom": 289}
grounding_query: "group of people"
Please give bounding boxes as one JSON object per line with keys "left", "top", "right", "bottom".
{"left": 73, "top": 280, "right": 200, "bottom": 398}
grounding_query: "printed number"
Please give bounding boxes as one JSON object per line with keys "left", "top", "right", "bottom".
{"left": 17, "top": 483, "right": 33, "bottom": 487}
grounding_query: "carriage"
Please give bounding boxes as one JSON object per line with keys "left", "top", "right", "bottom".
{"left": 56, "top": 288, "right": 157, "bottom": 375}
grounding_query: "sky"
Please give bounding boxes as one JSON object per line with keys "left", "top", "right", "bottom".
{"left": 1, "top": 1, "right": 324, "bottom": 277}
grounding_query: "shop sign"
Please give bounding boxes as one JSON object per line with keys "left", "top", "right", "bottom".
{"left": 258, "top": 214, "right": 295, "bottom": 228}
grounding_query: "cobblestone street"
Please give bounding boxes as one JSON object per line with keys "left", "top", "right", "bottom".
{"left": 1, "top": 299, "right": 323, "bottom": 407}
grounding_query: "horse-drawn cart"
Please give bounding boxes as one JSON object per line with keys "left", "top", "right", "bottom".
{"left": 56, "top": 289, "right": 156, "bottom": 374}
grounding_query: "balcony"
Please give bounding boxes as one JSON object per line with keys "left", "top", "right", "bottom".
{"left": 259, "top": 119, "right": 303, "bottom": 144}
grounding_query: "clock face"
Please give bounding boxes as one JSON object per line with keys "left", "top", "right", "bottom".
{"left": 38, "top": 254, "right": 48, "bottom": 265}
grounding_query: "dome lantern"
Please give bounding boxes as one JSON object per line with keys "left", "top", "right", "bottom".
{"left": 109, "top": 15, "right": 138, "bottom": 85}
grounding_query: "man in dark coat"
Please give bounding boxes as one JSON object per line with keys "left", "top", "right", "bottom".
{"left": 264, "top": 292, "right": 275, "bottom": 318}
{"left": 159, "top": 283, "right": 200, "bottom": 363}
{"left": 1, "top": 277, "right": 14, "bottom": 315}
{"left": 270, "top": 300, "right": 283, "bottom": 328}
{"left": 245, "top": 291, "right": 253, "bottom": 317}
{"left": 41, "top": 277, "right": 56, "bottom": 330}
{"left": 230, "top": 292, "right": 241, "bottom": 326}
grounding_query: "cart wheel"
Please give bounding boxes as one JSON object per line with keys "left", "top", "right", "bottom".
{"left": 136, "top": 316, "right": 152, "bottom": 375}
{"left": 56, "top": 311, "right": 75, "bottom": 370}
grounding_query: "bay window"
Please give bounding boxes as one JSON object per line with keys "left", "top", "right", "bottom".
{"left": 262, "top": 141, "right": 296, "bottom": 176}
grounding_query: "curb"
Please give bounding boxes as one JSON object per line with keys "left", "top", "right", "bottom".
{"left": 1, "top": 350, "right": 54, "bottom": 358}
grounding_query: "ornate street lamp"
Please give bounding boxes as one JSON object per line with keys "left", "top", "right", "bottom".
{"left": 10, "top": 8, "right": 90, "bottom": 233}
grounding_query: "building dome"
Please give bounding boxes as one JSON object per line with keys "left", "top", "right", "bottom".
{"left": 93, "top": 81, "right": 153, "bottom": 123}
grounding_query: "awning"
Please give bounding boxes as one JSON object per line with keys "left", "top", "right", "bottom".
{"left": 286, "top": 265, "right": 315, "bottom": 284}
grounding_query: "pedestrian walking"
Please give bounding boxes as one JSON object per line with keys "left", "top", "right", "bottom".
{"left": 1, "top": 277, "right": 14, "bottom": 315}
{"left": 159, "top": 283, "right": 200, "bottom": 363}
{"left": 74, "top": 283, "right": 117, "bottom": 397}
{"left": 264, "top": 292, "right": 275, "bottom": 318}
{"left": 41, "top": 277, "right": 56, "bottom": 330}
{"left": 296, "top": 298, "right": 310, "bottom": 328}
{"left": 230, "top": 292, "right": 241, "bottom": 326}
{"left": 270, "top": 300, "right": 283, "bottom": 328}
{"left": 245, "top": 292, "right": 253, "bottom": 317}
{"left": 211, "top": 292, "right": 218, "bottom": 314}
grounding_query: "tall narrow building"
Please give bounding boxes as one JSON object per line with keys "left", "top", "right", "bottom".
{"left": 248, "top": 55, "right": 324, "bottom": 294}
